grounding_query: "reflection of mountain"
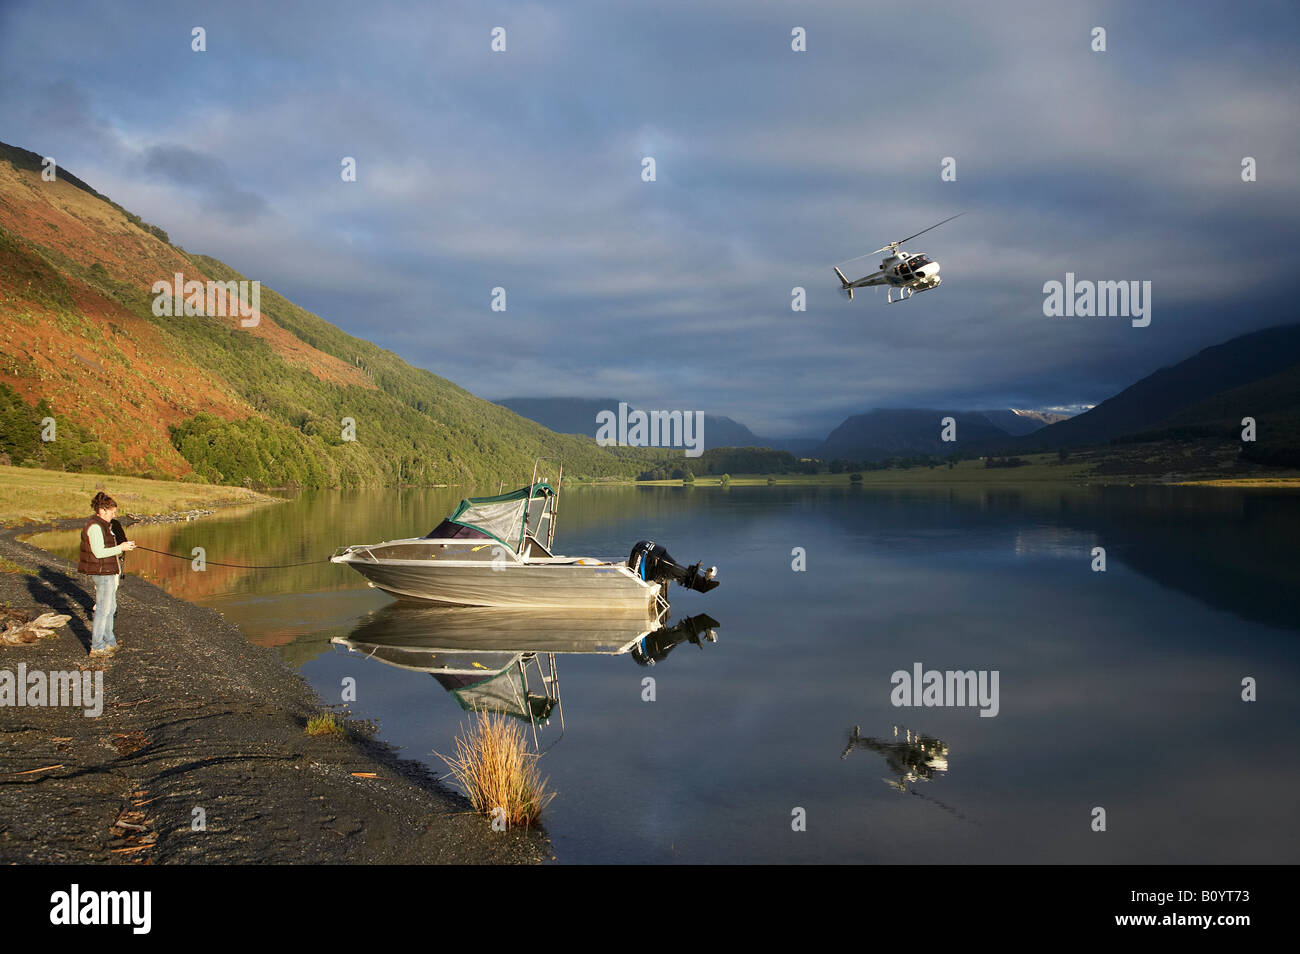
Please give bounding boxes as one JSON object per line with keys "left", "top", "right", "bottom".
{"left": 825, "top": 484, "right": 1300, "bottom": 631}
{"left": 842, "top": 725, "right": 949, "bottom": 792}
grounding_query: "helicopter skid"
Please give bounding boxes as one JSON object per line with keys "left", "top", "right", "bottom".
{"left": 886, "top": 278, "right": 940, "bottom": 304}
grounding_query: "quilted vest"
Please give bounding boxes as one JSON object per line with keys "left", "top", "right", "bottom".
{"left": 79, "top": 516, "right": 120, "bottom": 575}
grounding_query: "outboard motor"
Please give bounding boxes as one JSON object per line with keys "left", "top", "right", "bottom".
{"left": 627, "top": 540, "right": 719, "bottom": 594}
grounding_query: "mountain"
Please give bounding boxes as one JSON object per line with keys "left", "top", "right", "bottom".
{"left": 1026, "top": 323, "right": 1300, "bottom": 450}
{"left": 816, "top": 409, "right": 1013, "bottom": 461}
{"left": 978, "top": 408, "right": 1070, "bottom": 436}
{"left": 758, "top": 436, "right": 824, "bottom": 457}
{"left": 501, "top": 397, "right": 1066, "bottom": 459}
{"left": 0, "top": 141, "right": 661, "bottom": 487}
{"left": 498, "top": 397, "right": 765, "bottom": 450}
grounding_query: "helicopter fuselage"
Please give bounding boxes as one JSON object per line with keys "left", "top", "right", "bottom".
{"left": 882, "top": 251, "right": 941, "bottom": 287}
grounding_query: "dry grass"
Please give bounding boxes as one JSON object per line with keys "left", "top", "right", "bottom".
{"left": 0, "top": 556, "right": 35, "bottom": 575}
{"left": 0, "top": 464, "right": 280, "bottom": 527}
{"left": 1175, "top": 477, "right": 1300, "bottom": 488}
{"left": 437, "top": 711, "right": 555, "bottom": 828}
{"left": 305, "top": 713, "right": 345, "bottom": 736}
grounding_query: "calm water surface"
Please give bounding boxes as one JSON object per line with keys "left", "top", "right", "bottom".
{"left": 34, "top": 484, "right": 1300, "bottom": 863}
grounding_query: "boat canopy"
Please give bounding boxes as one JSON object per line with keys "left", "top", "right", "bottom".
{"left": 437, "top": 482, "right": 556, "bottom": 553}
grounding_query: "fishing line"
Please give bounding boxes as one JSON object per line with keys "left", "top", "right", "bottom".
{"left": 130, "top": 544, "right": 327, "bottom": 570}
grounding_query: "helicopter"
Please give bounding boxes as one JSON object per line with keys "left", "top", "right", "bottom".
{"left": 833, "top": 213, "right": 964, "bottom": 304}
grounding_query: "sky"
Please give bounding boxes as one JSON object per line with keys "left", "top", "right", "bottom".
{"left": 2, "top": 0, "right": 1297, "bottom": 436}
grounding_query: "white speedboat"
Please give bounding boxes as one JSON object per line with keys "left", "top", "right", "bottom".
{"left": 331, "top": 471, "right": 719, "bottom": 610}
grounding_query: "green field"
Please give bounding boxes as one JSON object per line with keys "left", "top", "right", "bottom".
{"left": 0, "top": 464, "right": 280, "bottom": 527}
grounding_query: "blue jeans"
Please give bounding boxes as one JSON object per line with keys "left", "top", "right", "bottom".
{"left": 90, "top": 574, "right": 118, "bottom": 650}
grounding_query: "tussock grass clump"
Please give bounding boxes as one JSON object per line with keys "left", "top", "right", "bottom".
{"left": 305, "top": 712, "right": 345, "bottom": 736}
{"left": 0, "top": 556, "right": 35, "bottom": 575}
{"left": 438, "top": 711, "right": 555, "bottom": 828}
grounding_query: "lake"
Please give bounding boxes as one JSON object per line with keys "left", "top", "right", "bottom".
{"left": 31, "top": 482, "right": 1300, "bottom": 863}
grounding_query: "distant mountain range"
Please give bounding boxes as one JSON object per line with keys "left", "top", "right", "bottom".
{"left": 981, "top": 409, "right": 1072, "bottom": 436}
{"left": 496, "top": 398, "right": 765, "bottom": 450}
{"left": 818, "top": 410, "right": 1015, "bottom": 460}
{"left": 504, "top": 324, "right": 1300, "bottom": 467}
{"left": 500, "top": 398, "right": 1072, "bottom": 461}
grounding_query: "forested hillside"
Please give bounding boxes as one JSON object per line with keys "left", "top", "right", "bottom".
{"left": 0, "top": 141, "right": 667, "bottom": 488}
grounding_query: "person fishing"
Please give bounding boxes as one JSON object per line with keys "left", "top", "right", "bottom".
{"left": 79, "top": 491, "right": 136, "bottom": 656}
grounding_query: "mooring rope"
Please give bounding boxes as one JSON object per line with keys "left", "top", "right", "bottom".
{"left": 131, "top": 544, "right": 328, "bottom": 570}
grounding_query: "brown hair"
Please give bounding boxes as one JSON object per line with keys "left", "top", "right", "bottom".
{"left": 91, "top": 491, "right": 118, "bottom": 513}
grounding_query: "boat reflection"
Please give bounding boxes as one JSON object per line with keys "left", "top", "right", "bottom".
{"left": 331, "top": 604, "right": 722, "bottom": 748}
{"left": 841, "top": 725, "right": 949, "bottom": 792}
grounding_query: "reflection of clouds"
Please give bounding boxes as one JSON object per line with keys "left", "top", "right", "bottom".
{"left": 1012, "top": 526, "right": 1097, "bottom": 559}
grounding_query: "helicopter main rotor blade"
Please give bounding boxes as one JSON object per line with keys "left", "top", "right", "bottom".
{"left": 845, "top": 211, "right": 966, "bottom": 261}
{"left": 892, "top": 212, "right": 965, "bottom": 248}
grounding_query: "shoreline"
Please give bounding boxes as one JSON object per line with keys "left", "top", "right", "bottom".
{"left": 0, "top": 514, "right": 546, "bottom": 864}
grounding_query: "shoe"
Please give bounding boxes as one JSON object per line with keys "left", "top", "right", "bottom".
{"left": 89, "top": 648, "right": 112, "bottom": 657}
{"left": 103, "top": 644, "right": 119, "bottom": 654}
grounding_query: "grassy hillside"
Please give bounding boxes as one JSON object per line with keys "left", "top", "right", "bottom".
{"left": 0, "top": 141, "right": 671, "bottom": 488}
{"left": 1127, "top": 361, "right": 1300, "bottom": 468}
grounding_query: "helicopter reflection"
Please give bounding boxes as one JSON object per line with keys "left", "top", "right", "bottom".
{"left": 841, "top": 725, "right": 949, "bottom": 792}
{"left": 331, "top": 604, "right": 722, "bottom": 749}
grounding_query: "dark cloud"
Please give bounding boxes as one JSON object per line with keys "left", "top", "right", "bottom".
{"left": 141, "top": 145, "right": 268, "bottom": 224}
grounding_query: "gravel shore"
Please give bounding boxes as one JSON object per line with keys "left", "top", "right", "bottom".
{"left": 0, "top": 518, "right": 546, "bottom": 864}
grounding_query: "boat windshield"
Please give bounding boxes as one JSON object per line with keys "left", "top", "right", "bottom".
{"left": 424, "top": 520, "right": 491, "bottom": 541}
{"left": 428, "top": 482, "right": 557, "bottom": 552}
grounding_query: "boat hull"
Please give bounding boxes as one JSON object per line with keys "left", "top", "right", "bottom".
{"left": 340, "top": 558, "right": 664, "bottom": 610}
